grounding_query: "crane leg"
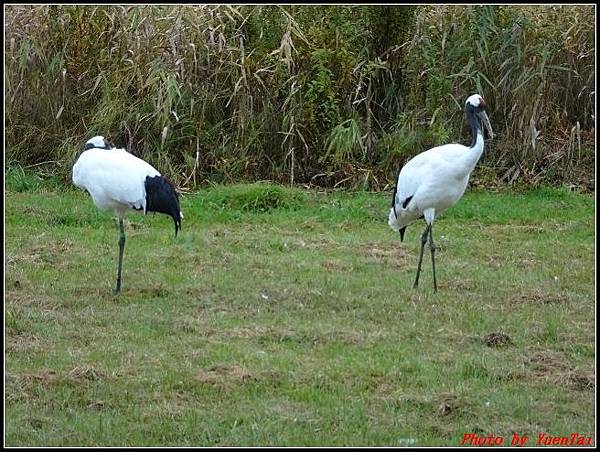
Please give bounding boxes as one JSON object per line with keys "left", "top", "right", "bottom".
{"left": 413, "top": 224, "right": 430, "bottom": 289}
{"left": 429, "top": 224, "right": 437, "bottom": 293}
{"left": 115, "top": 217, "right": 126, "bottom": 293}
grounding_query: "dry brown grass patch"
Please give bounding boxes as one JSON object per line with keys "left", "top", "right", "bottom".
{"left": 553, "top": 370, "right": 595, "bottom": 391}
{"left": 484, "top": 332, "right": 513, "bottom": 348}
{"left": 320, "top": 259, "right": 354, "bottom": 271}
{"left": 6, "top": 369, "right": 60, "bottom": 403}
{"left": 194, "top": 364, "right": 254, "bottom": 386}
{"left": 392, "top": 392, "right": 473, "bottom": 419}
{"left": 359, "top": 243, "right": 410, "bottom": 268}
{"left": 6, "top": 252, "right": 44, "bottom": 267}
{"left": 525, "top": 348, "right": 594, "bottom": 391}
{"left": 442, "top": 278, "right": 477, "bottom": 291}
{"left": 67, "top": 364, "right": 108, "bottom": 383}
{"left": 6, "top": 292, "right": 60, "bottom": 310}
{"left": 5, "top": 333, "right": 41, "bottom": 353}
{"left": 201, "top": 325, "right": 372, "bottom": 347}
{"left": 510, "top": 289, "right": 569, "bottom": 305}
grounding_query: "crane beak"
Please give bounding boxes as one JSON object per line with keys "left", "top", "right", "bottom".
{"left": 478, "top": 110, "right": 494, "bottom": 139}
{"left": 399, "top": 226, "right": 406, "bottom": 242}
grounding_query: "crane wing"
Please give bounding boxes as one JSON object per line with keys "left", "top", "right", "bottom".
{"left": 395, "top": 158, "right": 426, "bottom": 207}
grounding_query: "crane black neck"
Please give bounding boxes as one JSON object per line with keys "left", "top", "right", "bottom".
{"left": 466, "top": 105, "right": 482, "bottom": 149}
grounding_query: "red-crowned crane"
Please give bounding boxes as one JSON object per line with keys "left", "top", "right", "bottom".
{"left": 72, "top": 136, "right": 183, "bottom": 292}
{"left": 389, "top": 94, "right": 494, "bottom": 292}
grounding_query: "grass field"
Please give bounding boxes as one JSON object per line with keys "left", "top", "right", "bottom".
{"left": 4, "top": 172, "right": 595, "bottom": 446}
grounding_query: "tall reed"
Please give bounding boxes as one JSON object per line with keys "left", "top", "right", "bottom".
{"left": 5, "top": 5, "right": 594, "bottom": 189}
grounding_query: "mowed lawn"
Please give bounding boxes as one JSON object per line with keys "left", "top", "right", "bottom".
{"left": 4, "top": 176, "right": 595, "bottom": 446}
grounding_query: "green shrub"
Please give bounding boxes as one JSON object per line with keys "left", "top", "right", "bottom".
{"left": 201, "top": 183, "right": 306, "bottom": 213}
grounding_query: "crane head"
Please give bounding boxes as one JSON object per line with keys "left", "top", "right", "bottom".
{"left": 465, "top": 93, "right": 486, "bottom": 108}
{"left": 466, "top": 94, "right": 494, "bottom": 139}
{"left": 85, "top": 136, "right": 114, "bottom": 151}
{"left": 388, "top": 207, "right": 407, "bottom": 241}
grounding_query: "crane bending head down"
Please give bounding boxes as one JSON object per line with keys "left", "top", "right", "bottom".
{"left": 72, "top": 135, "right": 183, "bottom": 292}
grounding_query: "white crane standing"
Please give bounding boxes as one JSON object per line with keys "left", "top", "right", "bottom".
{"left": 389, "top": 94, "right": 494, "bottom": 292}
{"left": 72, "top": 136, "right": 183, "bottom": 292}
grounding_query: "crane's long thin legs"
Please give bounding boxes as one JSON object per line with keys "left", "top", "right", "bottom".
{"left": 413, "top": 224, "right": 430, "bottom": 289}
{"left": 429, "top": 224, "right": 437, "bottom": 293}
{"left": 115, "top": 217, "right": 126, "bottom": 293}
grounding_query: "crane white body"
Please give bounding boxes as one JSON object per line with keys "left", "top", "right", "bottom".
{"left": 388, "top": 133, "right": 485, "bottom": 233}
{"left": 388, "top": 94, "right": 493, "bottom": 291}
{"left": 73, "top": 146, "right": 161, "bottom": 216}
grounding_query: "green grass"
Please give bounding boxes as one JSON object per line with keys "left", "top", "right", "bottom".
{"left": 5, "top": 178, "right": 595, "bottom": 446}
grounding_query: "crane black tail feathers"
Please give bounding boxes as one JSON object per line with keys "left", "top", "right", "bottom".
{"left": 144, "top": 175, "right": 182, "bottom": 235}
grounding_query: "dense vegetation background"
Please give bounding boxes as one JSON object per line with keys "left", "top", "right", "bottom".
{"left": 5, "top": 5, "right": 595, "bottom": 190}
